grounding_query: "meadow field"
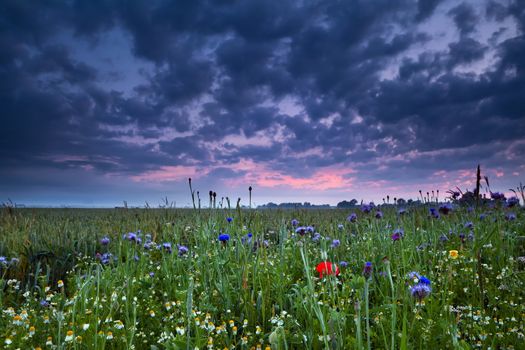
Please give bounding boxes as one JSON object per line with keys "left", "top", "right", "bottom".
{"left": 0, "top": 200, "right": 524, "bottom": 349}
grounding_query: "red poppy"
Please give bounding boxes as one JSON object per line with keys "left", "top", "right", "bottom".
{"left": 316, "top": 262, "right": 340, "bottom": 278}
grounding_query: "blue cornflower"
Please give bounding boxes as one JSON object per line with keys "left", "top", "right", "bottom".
{"left": 347, "top": 213, "right": 357, "bottom": 223}
{"left": 219, "top": 234, "right": 230, "bottom": 242}
{"left": 429, "top": 208, "right": 440, "bottom": 219}
{"left": 505, "top": 212, "right": 516, "bottom": 221}
{"left": 419, "top": 276, "right": 431, "bottom": 285}
{"left": 242, "top": 233, "right": 253, "bottom": 244}
{"left": 331, "top": 239, "right": 341, "bottom": 248}
{"left": 226, "top": 217, "right": 233, "bottom": 223}
{"left": 340, "top": 261, "right": 349, "bottom": 268}
{"left": 178, "top": 245, "right": 189, "bottom": 256}
{"left": 391, "top": 228, "right": 404, "bottom": 241}
{"left": 464, "top": 221, "right": 473, "bottom": 229}
{"left": 40, "top": 300, "right": 50, "bottom": 307}
{"left": 291, "top": 219, "right": 299, "bottom": 226}
{"left": 363, "top": 262, "right": 373, "bottom": 279}
{"left": 491, "top": 192, "right": 506, "bottom": 201}
{"left": 162, "top": 242, "right": 172, "bottom": 253}
{"left": 295, "top": 226, "right": 307, "bottom": 236}
{"left": 407, "top": 271, "right": 421, "bottom": 280}
{"left": 479, "top": 213, "right": 486, "bottom": 220}
{"left": 398, "top": 208, "right": 407, "bottom": 215}
{"left": 410, "top": 283, "right": 432, "bottom": 301}
{"left": 375, "top": 210, "right": 383, "bottom": 219}
{"left": 312, "top": 232, "right": 321, "bottom": 242}
{"left": 0, "top": 256, "right": 7, "bottom": 266}
{"left": 100, "top": 236, "right": 110, "bottom": 245}
{"left": 506, "top": 197, "right": 520, "bottom": 207}
{"left": 439, "top": 203, "right": 453, "bottom": 215}
{"left": 337, "top": 224, "right": 344, "bottom": 230}
{"left": 306, "top": 226, "right": 315, "bottom": 233}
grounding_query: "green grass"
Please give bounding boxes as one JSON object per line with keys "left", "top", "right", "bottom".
{"left": 0, "top": 204, "right": 524, "bottom": 349}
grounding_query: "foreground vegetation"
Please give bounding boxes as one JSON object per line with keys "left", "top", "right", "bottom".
{"left": 0, "top": 200, "right": 524, "bottom": 349}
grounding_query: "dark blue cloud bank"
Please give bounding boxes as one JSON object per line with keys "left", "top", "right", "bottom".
{"left": 0, "top": 0, "right": 524, "bottom": 206}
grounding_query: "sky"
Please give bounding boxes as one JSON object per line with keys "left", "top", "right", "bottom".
{"left": 1, "top": 0, "right": 524, "bottom": 207}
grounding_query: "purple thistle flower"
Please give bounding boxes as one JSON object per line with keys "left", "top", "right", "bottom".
{"left": 363, "top": 262, "right": 373, "bottom": 279}
{"left": 100, "top": 236, "right": 110, "bottom": 246}
{"left": 347, "top": 213, "right": 357, "bottom": 223}
{"left": 178, "top": 245, "right": 189, "bottom": 256}
{"left": 218, "top": 234, "right": 230, "bottom": 242}
{"left": 291, "top": 219, "right": 299, "bottom": 226}
{"left": 410, "top": 283, "right": 432, "bottom": 301}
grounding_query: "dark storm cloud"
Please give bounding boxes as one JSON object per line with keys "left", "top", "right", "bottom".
{"left": 1, "top": 0, "right": 524, "bottom": 203}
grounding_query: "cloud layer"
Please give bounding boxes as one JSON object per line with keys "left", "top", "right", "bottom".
{"left": 1, "top": 0, "right": 524, "bottom": 206}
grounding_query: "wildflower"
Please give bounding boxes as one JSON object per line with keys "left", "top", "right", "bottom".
{"left": 347, "top": 213, "right": 357, "bottom": 222}
{"left": 5, "top": 338, "right": 12, "bottom": 345}
{"left": 149, "top": 310, "right": 155, "bottom": 317}
{"left": 162, "top": 242, "right": 172, "bottom": 253}
{"left": 410, "top": 283, "right": 432, "bottom": 301}
{"left": 331, "top": 239, "right": 340, "bottom": 248}
{"left": 82, "top": 324, "right": 90, "bottom": 331}
{"left": 340, "top": 261, "right": 349, "bottom": 268}
{"left": 178, "top": 245, "right": 189, "bottom": 256}
{"left": 464, "top": 221, "right": 473, "bottom": 229}
{"left": 449, "top": 250, "right": 459, "bottom": 259}
{"left": 40, "top": 299, "right": 50, "bottom": 307}
{"left": 337, "top": 223, "right": 344, "bottom": 230}
{"left": 479, "top": 213, "right": 486, "bottom": 220}
{"left": 491, "top": 192, "right": 506, "bottom": 201}
{"left": 398, "top": 208, "right": 407, "bottom": 215}
{"left": 295, "top": 226, "right": 307, "bottom": 236}
{"left": 65, "top": 330, "right": 74, "bottom": 342}
{"left": 363, "top": 262, "right": 373, "bottom": 280}
{"left": 29, "top": 326, "right": 35, "bottom": 336}
{"left": 227, "top": 217, "right": 233, "bottom": 223}
{"left": 218, "top": 234, "right": 230, "bottom": 242}
{"left": 505, "top": 212, "right": 516, "bottom": 221}
{"left": 46, "top": 337, "right": 53, "bottom": 346}
{"left": 76, "top": 336, "right": 82, "bottom": 342}
{"left": 306, "top": 226, "right": 315, "bottom": 233}
{"left": 232, "top": 326, "right": 238, "bottom": 335}
{"left": 13, "top": 315, "right": 24, "bottom": 325}
{"left": 429, "top": 208, "right": 440, "bottom": 219}
{"left": 57, "top": 280, "right": 64, "bottom": 288}
{"left": 291, "top": 219, "right": 299, "bottom": 226}
{"left": 106, "top": 332, "right": 113, "bottom": 340}
{"left": 0, "top": 256, "right": 7, "bottom": 266}
{"left": 115, "top": 320, "right": 124, "bottom": 329}
{"left": 242, "top": 233, "right": 253, "bottom": 245}
{"left": 391, "top": 228, "right": 404, "bottom": 241}
{"left": 316, "top": 262, "right": 340, "bottom": 278}
{"left": 506, "top": 197, "right": 520, "bottom": 207}
{"left": 100, "top": 236, "right": 110, "bottom": 245}
{"left": 360, "top": 203, "right": 373, "bottom": 214}
{"left": 439, "top": 203, "right": 453, "bottom": 215}
{"left": 375, "top": 210, "right": 383, "bottom": 219}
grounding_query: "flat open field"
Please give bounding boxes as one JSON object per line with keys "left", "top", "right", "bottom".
{"left": 0, "top": 203, "right": 524, "bottom": 349}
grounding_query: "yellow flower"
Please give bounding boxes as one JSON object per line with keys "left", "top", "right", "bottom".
{"left": 449, "top": 250, "right": 459, "bottom": 259}
{"left": 65, "top": 330, "right": 74, "bottom": 342}
{"left": 57, "top": 280, "right": 64, "bottom": 288}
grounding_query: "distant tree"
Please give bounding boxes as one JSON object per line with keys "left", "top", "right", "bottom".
{"left": 397, "top": 198, "right": 406, "bottom": 205}
{"left": 336, "top": 199, "right": 358, "bottom": 208}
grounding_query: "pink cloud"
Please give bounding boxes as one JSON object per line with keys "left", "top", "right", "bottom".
{"left": 131, "top": 166, "right": 202, "bottom": 182}
{"left": 224, "top": 159, "right": 355, "bottom": 191}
